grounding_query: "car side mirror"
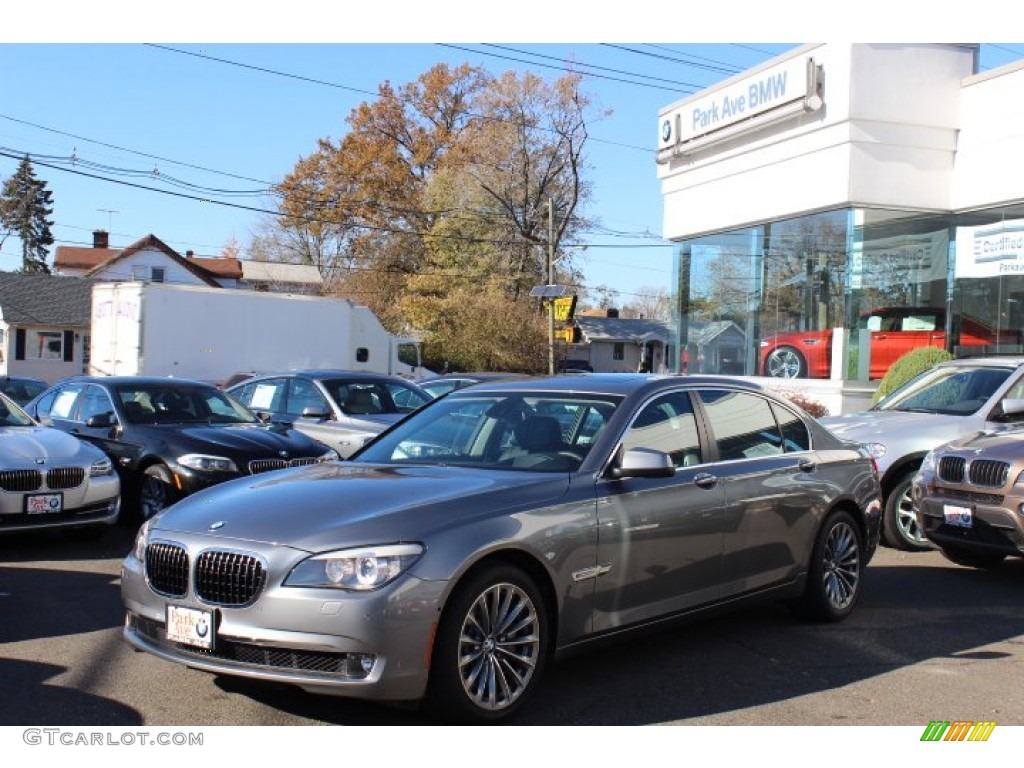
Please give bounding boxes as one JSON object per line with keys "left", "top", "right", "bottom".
{"left": 301, "top": 406, "right": 331, "bottom": 420}
{"left": 998, "top": 398, "right": 1024, "bottom": 421}
{"left": 86, "top": 412, "right": 115, "bottom": 428}
{"left": 609, "top": 447, "right": 676, "bottom": 479}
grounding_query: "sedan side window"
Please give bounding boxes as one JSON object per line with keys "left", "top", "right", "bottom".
{"left": 699, "top": 390, "right": 786, "bottom": 461}
{"left": 50, "top": 383, "right": 86, "bottom": 420}
{"left": 77, "top": 385, "right": 116, "bottom": 424}
{"left": 622, "top": 392, "right": 701, "bottom": 468}
{"left": 771, "top": 403, "right": 810, "bottom": 452}
{"left": 286, "top": 378, "right": 329, "bottom": 418}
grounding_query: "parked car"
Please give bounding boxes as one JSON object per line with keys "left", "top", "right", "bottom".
{"left": 419, "top": 372, "right": 532, "bottom": 399}
{"left": 121, "top": 374, "right": 881, "bottom": 723}
{"left": 759, "top": 307, "right": 1018, "bottom": 379}
{"left": 0, "top": 391, "right": 120, "bottom": 537}
{"left": 820, "top": 356, "right": 1024, "bottom": 551}
{"left": 226, "top": 370, "right": 431, "bottom": 458}
{"left": 912, "top": 422, "right": 1024, "bottom": 569}
{"left": 24, "top": 377, "right": 337, "bottom": 520}
{"left": 556, "top": 358, "right": 594, "bottom": 373}
{"left": 0, "top": 375, "right": 48, "bottom": 406}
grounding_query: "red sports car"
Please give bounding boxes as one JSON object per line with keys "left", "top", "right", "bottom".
{"left": 759, "top": 307, "right": 1013, "bottom": 379}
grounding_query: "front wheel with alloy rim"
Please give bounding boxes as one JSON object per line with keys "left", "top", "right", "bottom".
{"left": 138, "top": 464, "right": 180, "bottom": 521}
{"left": 793, "top": 509, "right": 864, "bottom": 622}
{"left": 763, "top": 346, "right": 807, "bottom": 378}
{"left": 882, "top": 475, "right": 932, "bottom": 551}
{"left": 427, "top": 564, "right": 548, "bottom": 723}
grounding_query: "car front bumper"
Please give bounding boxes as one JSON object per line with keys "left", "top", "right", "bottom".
{"left": 120, "top": 541, "right": 446, "bottom": 703}
{"left": 0, "top": 473, "right": 121, "bottom": 533}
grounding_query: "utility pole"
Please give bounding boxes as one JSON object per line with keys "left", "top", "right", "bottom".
{"left": 548, "top": 198, "right": 555, "bottom": 376}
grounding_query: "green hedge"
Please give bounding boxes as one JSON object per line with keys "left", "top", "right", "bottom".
{"left": 872, "top": 346, "right": 954, "bottom": 405}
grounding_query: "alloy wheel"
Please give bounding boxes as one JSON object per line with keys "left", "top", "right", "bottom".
{"left": 821, "top": 520, "right": 861, "bottom": 611}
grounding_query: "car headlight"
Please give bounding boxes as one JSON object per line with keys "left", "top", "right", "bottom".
{"left": 920, "top": 449, "right": 936, "bottom": 474}
{"left": 863, "top": 442, "right": 887, "bottom": 460}
{"left": 132, "top": 519, "right": 152, "bottom": 562}
{"left": 317, "top": 449, "right": 340, "bottom": 463}
{"left": 285, "top": 543, "right": 424, "bottom": 590}
{"left": 89, "top": 456, "right": 114, "bottom": 476}
{"left": 177, "top": 453, "right": 238, "bottom": 473}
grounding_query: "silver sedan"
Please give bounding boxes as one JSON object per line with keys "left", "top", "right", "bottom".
{"left": 121, "top": 375, "right": 881, "bottom": 722}
{"left": 0, "top": 392, "right": 120, "bottom": 536}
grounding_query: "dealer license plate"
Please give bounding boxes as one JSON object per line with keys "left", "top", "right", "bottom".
{"left": 166, "top": 605, "right": 215, "bottom": 649}
{"left": 26, "top": 493, "right": 63, "bottom": 514}
{"left": 943, "top": 504, "right": 973, "bottom": 528}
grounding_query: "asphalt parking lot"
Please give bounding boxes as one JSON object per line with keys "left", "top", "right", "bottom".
{"left": 0, "top": 523, "right": 1022, "bottom": 727}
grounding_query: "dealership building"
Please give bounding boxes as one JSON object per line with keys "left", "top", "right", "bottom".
{"left": 657, "top": 43, "right": 1024, "bottom": 389}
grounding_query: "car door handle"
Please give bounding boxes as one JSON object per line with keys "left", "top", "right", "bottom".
{"left": 693, "top": 472, "right": 718, "bottom": 489}
{"left": 798, "top": 458, "right": 816, "bottom": 472}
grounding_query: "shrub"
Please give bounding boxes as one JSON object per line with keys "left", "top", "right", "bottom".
{"left": 871, "top": 346, "right": 954, "bottom": 405}
{"left": 775, "top": 390, "right": 830, "bottom": 418}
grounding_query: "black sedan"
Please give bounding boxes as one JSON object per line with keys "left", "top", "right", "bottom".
{"left": 24, "top": 377, "right": 338, "bottom": 520}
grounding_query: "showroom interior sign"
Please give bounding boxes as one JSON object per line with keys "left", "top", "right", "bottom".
{"left": 954, "top": 220, "right": 1024, "bottom": 277}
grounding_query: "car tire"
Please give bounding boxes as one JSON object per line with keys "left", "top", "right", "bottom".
{"left": 793, "top": 509, "right": 864, "bottom": 622}
{"left": 939, "top": 544, "right": 1006, "bottom": 570}
{"left": 882, "top": 474, "right": 932, "bottom": 551}
{"left": 427, "top": 564, "right": 549, "bottom": 723}
{"left": 764, "top": 346, "right": 807, "bottom": 378}
{"left": 138, "top": 464, "right": 180, "bottom": 521}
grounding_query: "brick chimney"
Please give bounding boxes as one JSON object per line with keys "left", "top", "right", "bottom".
{"left": 185, "top": 250, "right": 194, "bottom": 259}
{"left": 93, "top": 230, "right": 109, "bottom": 249}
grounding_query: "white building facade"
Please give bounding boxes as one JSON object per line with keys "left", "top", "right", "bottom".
{"left": 658, "top": 43, "right": 1024, "bottom": 383}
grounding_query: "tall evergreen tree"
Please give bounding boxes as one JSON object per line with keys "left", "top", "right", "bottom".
{"left": 0, "top": 155, "right": 54, "bottom": 274}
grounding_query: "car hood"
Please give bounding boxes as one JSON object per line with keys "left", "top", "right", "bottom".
{"left": 137, "top": 423, "right": 323, "bottom": 455}
{"left": 152, "top": 462, "right": 572, "bottom": 551}
{"left": 0, "top": 425, "right": 94, "bottom": 461}
{"left": 932, "top": 427, "right": 1024, "bottom": 458}
{"left": 819, "top": 409, "right": 964, "bottom": 440}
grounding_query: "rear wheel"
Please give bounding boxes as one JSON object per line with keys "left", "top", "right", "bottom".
{"left": 138, "top": 464, "right": 180, "bottom": 520}
{"left": 764, "top": 346, "right": 807, "bottom": 378}
{"left": 882, "top": 475, "right": 931, "bottom": 551}
{"left": 794, "top": 509, "right": 864, "bottom": 622}
{"left": 940, "top": 544, "right": 1006, "bottom": 570}
{"left": 427, "top": 564, "right": 548, "bottom": 723}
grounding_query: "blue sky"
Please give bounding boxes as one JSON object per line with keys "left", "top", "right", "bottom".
{"left": 2, "top": 5, "right": 1022, "bottom": 308}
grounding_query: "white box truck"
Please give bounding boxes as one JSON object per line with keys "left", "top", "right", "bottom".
{"left": 88, "top": 282, "right": 424, "bottom": 384}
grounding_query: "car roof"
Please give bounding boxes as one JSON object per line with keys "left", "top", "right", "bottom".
{"left": 48, "top": 376, "right": 218, "bottom": 387}
{"left": 240, "top": 369, "right": 418, "bottom": 380}
{"left": 451, "top": 373, "right": 769, "bottom": 397}
{"left": 936, "top": 356, "right": 1024, "bottom": 369}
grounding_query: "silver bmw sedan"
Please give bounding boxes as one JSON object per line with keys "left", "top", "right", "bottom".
{"left": 121, "top": 374, "right": 881, "bottom": 723}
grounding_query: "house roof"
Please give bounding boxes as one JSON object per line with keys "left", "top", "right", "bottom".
{"left": 0, "top": 272, "right": 93, "bottom": 327}
{"left": 241, "top": 260, "right": 323, "bottom": 285}
{"left": 53, "top": 246, "right": 121, "bottom": 270}
{"left": 575, "top": 316, "right": 674, "bottom": 344}
{"left": 82, "top": 234, "right": 222, "bottom": 287}
{"left": 190, "top": 256, "right": 243, "bottom": 279}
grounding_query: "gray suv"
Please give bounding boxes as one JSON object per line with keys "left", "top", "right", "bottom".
{"left": 820, "top": 357, "right": 1024, "bottom": 551}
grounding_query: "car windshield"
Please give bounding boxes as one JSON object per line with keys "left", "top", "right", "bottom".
{"left": 353, "top": 392, "right": 622, "bottom": 471}
{"left": 115, "top": 384, "right": 258, "bottom": 424}
{"left": 322, "top": 378, "right": 431, "bottom": 415}
{"left": 874, "top": 365, "right": 1013, "bottom": 415}
{"left": 0, "top": 394, "right": 37, "bottom": 427}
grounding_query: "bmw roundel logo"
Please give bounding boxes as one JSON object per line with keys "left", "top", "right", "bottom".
{"left": 196, "top": 619, "right": 209, "bottom": 638}
{"left": 279, "top": 450, "right": 289, "bottom": 459}
{"left": 661, "top": 119, "right": 672, "bottom": 143}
